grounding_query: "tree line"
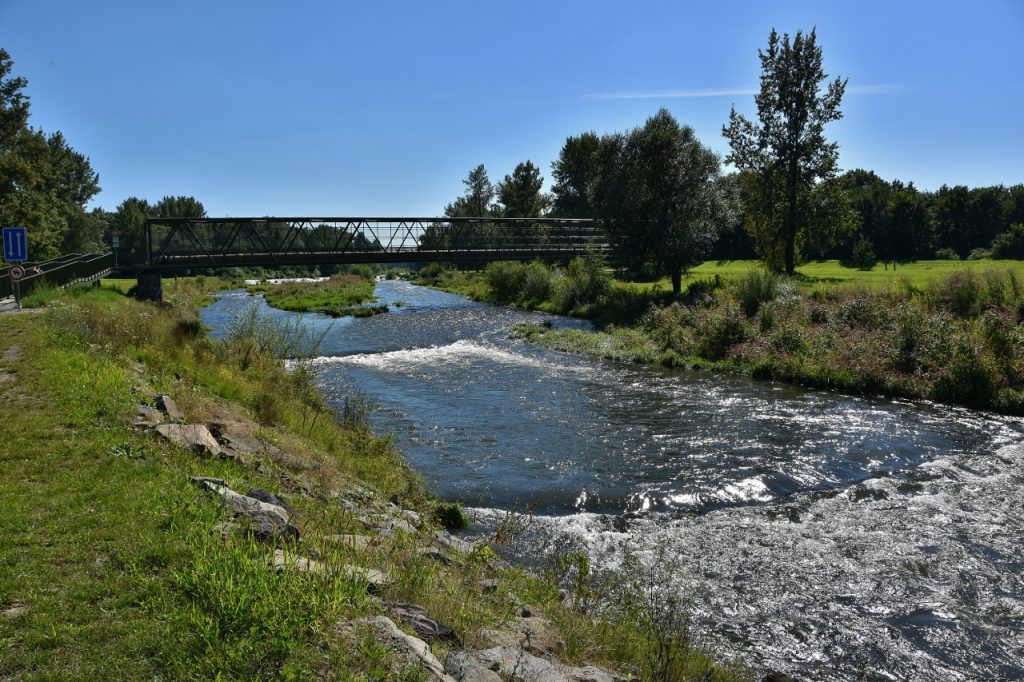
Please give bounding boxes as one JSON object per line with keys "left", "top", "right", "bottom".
{"left": 442, "top": 29, "right": 1024, "bottom": 289}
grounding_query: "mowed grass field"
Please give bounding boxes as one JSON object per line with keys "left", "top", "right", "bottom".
{"left": 622, "top": 259, "right": 1024, "bottom": 292}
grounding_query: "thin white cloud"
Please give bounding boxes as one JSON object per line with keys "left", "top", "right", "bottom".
{"left": 582, "top": 88, "right": 756, "bottom": 100}
{"left": 583, "top": 83, "right": 904, "bottom": 100}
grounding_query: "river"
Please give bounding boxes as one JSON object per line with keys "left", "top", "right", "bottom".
{"left": 202, "top": 280, "right": 1024, "bottom": 681}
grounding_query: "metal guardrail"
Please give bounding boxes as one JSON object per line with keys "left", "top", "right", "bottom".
{"left": 1, "top": 252, "right": 115, "bottom": 300}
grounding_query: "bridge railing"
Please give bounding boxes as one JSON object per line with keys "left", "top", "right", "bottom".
{"left": 146, "top": 217, "right": 606, "bottom": 268}
{"left": 1, "top": 252, "right": 114, "bottom": 299}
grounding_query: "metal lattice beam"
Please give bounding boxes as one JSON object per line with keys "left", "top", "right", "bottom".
{"left": 146, "top": 217, "right": 606, "bottom": 269}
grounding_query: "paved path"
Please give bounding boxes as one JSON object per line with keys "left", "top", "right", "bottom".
{"left": 0, "top": 296, "right": 24, "bottom": 314}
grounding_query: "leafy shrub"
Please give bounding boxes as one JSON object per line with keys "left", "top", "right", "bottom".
{"left": 769, "top": 325, "right": 806, "bottom": 354}
{"left": 521, "top": 260, "right": 553, "bottom": 302}
{"left": 735, "top": 269, "right": 777, "bottom": 317}
{"left": 891, "top": 304, "right": 925, "bottom": 371}
{"left": 416, "top": 262, "right": 448, "bottom": 285}
{"left": 934, "top": 247, "right": 960, "bottom": 260}
{"left": 641, "top": 304, "right": 696, "bottom": 354}
{"left": 931, "top": 336, "right": 997, "bottom": 407}
{"left": 809, "top": 306, "right": 828, "bottom": 324}
{"left": 835, "top": 291, "right": 890, "bottom": 328}
{"left": 990, "top": 223, "right": 1024, "bottom": 259}
{"left": 932, "top": 271, "right": 984, "bottom": 317}
{"left": 345, "top": 264, "right": 377, "bottom": 280}
{"left": 557, "top": 251, "right": 612, "bottom": 310}
{"left": 968, "top": 248, "right": 992, "bottom": 261}
{"left": 484, "top": 261, "right": 526, "bottom": 303}
{"left": 849, "top": 237, "right": 877, "bottom": 270}
{"left": 433, "top": 502, "right": 468, "bottom": 530}
{"left": 696, "top": 304, "right": 747, "bottom": 360}
{"left": 980, "top": 308, "right": 1019, "bottom": 360}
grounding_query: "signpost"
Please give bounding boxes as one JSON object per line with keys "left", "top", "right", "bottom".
{"left": 3, "top": 226, "right": 28, "bottom": 310}
{"left": 3, "top": 227, "right": 28, "bottom": 262}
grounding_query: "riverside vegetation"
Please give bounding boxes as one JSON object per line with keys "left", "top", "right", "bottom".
{"left": 419, "top": 257, "right": 1024, "bottom": 415}
{"left": 255, "top": 270, "right": 389, "bottom": 318}
{"left": 0, "top": 279, "right": 748, "bottom": 681}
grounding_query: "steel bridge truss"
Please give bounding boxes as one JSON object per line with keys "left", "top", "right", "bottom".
{"left": 146, "top": 217, "right": 605, "bottom": 269}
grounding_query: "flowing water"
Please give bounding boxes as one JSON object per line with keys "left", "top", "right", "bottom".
{"left": 202, "top": 281, "right": 1024, "bottom": 681}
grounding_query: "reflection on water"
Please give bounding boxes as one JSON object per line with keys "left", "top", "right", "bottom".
{"left": 203, "top": 281, "right": 1024, "bottom": 681}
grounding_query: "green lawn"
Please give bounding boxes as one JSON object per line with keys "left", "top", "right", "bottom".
{"left": 617, "top": 259, "right": 1024, "bottom": 292}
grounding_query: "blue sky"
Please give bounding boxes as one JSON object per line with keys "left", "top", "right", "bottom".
{"left": 1, "top": 0, "right": 1022, "bottom": 216}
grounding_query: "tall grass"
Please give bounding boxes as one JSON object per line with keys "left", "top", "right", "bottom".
{"left": 735, "top": 269, "right": 777, "bottom": 317}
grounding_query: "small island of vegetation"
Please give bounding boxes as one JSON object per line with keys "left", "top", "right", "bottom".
{"left": 256, "top": 269, "right": 387, "bottom": 318}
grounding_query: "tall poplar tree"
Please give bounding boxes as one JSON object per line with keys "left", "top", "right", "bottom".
{"left": 723, "top": 28, "right": 846, "bottom": 274}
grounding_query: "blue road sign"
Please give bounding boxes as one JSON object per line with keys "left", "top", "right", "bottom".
{"left": 3, "top": 227, "right": 28, "bottom": 262}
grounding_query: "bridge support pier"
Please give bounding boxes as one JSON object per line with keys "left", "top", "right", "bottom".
{"left": 136, "top": 270, "right": 162, "bottom": 302}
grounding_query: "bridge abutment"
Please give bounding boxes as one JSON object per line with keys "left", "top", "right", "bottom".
{"left": 136, "top": 270, "right": 163, "bottom": 302}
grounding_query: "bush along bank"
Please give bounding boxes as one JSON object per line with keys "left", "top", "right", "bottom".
{"left": 0, "top": 282, "right": 748, "bottom": 681}
{"left": 440, "top": 258, "right": 1024, "bottom": 415}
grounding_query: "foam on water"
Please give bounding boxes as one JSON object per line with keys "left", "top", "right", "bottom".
{"left": 464, "top": 436, "right": 1024, "bottom": 681}
{"left": 308, "top": 339, "right": 552, "bottom": 371}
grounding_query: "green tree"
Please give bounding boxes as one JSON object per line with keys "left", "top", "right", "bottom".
{"left": 887, "top": 184, "right": 930, "bottom": 260}
{"left": 497, "top": 160, "right": 549, "bottom": 219}
{"left": 930, "top": 185, "right": 972, "bottom": 257}
{"left": 445, "top": 164, "right": 495, "bottom": 218}
{"left": 0, "top": 49, "right": 101, "bottom": 259}
{"left": 110, "top": 197, "right": 153, "bottom": 264}
{"left": 990, "top": 224, "right": 1024, "bottom": 259}
{"left": 832, "top": 169, "right": 891, "bottom": 261}
{"left": 154, "top": 195, "right": 206, "bottom": 218}
{"left": 550, "top": 132, "right": 601, "bottom": 218}
{"left": 722, "top": 28, "right": 847, "bottom": 274}
{"left": 594, "top": 108, "right": 732, "bottom": 293}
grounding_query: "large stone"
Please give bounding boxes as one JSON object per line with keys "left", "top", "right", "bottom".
{"left": 191, "top": 477, "right": 299, "bottom": 543}
{"left": 247, "top": 487, "right": 292, "bottom": 513}
{"left": 470, "top": 647, "right": 562, "bottom": 682}
{"left": 133, "top": 404, "right": 163, "bottom": 428}
{"left": 389, "top": 602, "right": 457, "bottom": 642}
{"left": 246, "top": 509, "right": 300, "bottom": 543}
{"left": 433, "top": 530, "right": 477, "bottom": 555}
{"left": 359, "top": 512, "right": 418, "bottom": 535}
{"left": 468, "top": 647, "right": 622, "bottom": 682}
{"left": 155, "top": 423, "right": 222, "bottom": 457}
{"left": 475, "top": 617, "right": 565, "bottom": 657}
{"left": 155, "top": 393, "right": 183, "bottom": 421}
{"left": 444, "top": 652, "right": 503, "bottom": 682}
{"left": 357, "top": 616, "right": 456, "bottom": 682}
{"left": 515, "top": 617, "right": 566, "bottom": 658}
{"left": 210, "top": 422, "right": 280, "bottom": 460}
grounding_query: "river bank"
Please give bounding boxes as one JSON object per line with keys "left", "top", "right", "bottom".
{"left": 0, "top": 281, "right": 744, "bottom": 681}
{"left": 202, "top": 279, "right": 1024, "bottom": 680}
{"left": 418, "top": 260, "right": 1024, "bottom": 415}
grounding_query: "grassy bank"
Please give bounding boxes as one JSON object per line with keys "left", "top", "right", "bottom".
{"left": 259, "top": 273, "right": 386, "bottom": 317}
{"left": 0, "top": 281, "right": 746, "bottom": 680}
{"left": 424, "top": 259, "right": 1024, "bottom": 414}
